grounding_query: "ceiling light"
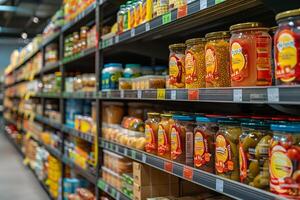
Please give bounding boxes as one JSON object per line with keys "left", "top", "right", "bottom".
{"left": 21, "top": 32, "right": 27, "bottom": 39}
{"left": 33, "top": 17, "right": 39, "bottom": 23}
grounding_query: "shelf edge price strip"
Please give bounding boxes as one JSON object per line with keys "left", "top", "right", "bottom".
{"left": 157, "top": 89, "right": 166, "bottom": 100}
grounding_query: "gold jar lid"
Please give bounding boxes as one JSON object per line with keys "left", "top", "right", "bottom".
{"left": 160, "top": 113, "right": 172, "bottom": 118}
{"left": 270, "top": 26, "right": 278, "bottom": 33}
{"left": 147, "top": 112, "right": 160, "bottom": 116}
{"left": 185, "top": 38, "right": 206, "bottom": 45}
{"left": 205, "top": 31, "right": 230, "bottom": 40}
{"left": 276, "top": 8, "right": 300, "bottom": 21}
{"left": 169, "top": 43, "right": 186, "bottom": 50}
{"left": 230, "top": 22, "right": 265, "bottom": 31}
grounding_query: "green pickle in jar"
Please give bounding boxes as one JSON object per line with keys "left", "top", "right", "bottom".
{"left": 215, "top": 119, "right": 242, "bottom": 181}
{"left": 239, "top": 121, "right": 272, "bottom": 189}
{"left": 144, "top": 112, "right": 161, "bottom": 155}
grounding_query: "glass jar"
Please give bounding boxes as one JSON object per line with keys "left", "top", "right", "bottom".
{"left": 124, "top": 64, "right": 141, "bottom": 78}
{"left": 153, "top": 0, "right": 169, "bottom": 18}
{"left": 270, "top": 26, "right": 278, "bottom": 86}
{"left": 169, "top": 0, "right": 186, "bottom": 10}
{"left": 101, "top": 63, "right": 123, "bottom": 90}
{"left": 239, "top": 121, "right": 272, "bottom": 189}
{"left": 270, "top": 123, "right": 300, "bottom": 198}
{"left": 134, "top": 0, "right": 142, "bottom": 27}
{"left": 117, "top": 5, "right": 126, "bottom": 33}
{"left": 123, "top": 2, "right": 131, "bottom": 32}
{"left": 185, "top": 38, "right": 206, "bottom": 88}
{"left": 169, "top": 43, "right": 186, "bottom": 88}
{"left": 230, "top": 22, "right": 272, "bottom": 87}
{"left": 170, "top": 115, "right": 194, "bottom": 166}
{"left": 145, "top": 112, "right": 161, "bottom": 154}
{"left": 128, "top": 1, "right": 136, "bottom": 29}
{"left": 215, "top": 119, "right": 242, "bottom": 181}
{"left": 158, "top": 114, "right": 174, "bottom": 159}
{"left": 275, "top": 9, "right": 300, "bottom": 85}
{"left": 80, "top": 26, "right": 88, "bottom": 50}
{"left": 73, "top": 32, "right": 79, "bottom": 54}
{"left": 205, "top": 31, "right": 231, "bottom": 88}
{"left": 194, "top": 116, "right": 218, "bottom": 173}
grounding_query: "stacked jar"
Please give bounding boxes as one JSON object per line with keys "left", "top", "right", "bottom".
{"left": 169, "top": 43, "right": 186, "bottom": 88}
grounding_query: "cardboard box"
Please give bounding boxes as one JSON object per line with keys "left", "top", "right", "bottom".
{"left": 133, "top": 162, "right": 179, "bottom": 186}
{"left": 134, "top": 183, "right": 179, "bottom": 200}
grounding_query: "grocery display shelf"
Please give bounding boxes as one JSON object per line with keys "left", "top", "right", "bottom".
{"left": 61, "top": 125, "right": 94, "bottom": 143}
{"left": 97, "top": 178, "right": 131, "bottom": 200}
{"left": 4, "top": 117, "right": 17, "bottom": 127}
{"left": 35, "top": 114, "right": 62, "bottom": 130}
{"left": 100, "top": 139, "right": 283, "bottom": 200}
{"left": 35, "top": 92, "right": 61, "bottom": 98}
{"left": 62, "top": 92, "right": 97, "bottom": 99}
{"left": 42, "top": 61, "right": 60, "bottom": 74}
{"left": 42, "top": 31, "right": 61, "bottom": 47}
{"left": 62, "top": 47, "right": 96, "bottom": 65}
{"left": 3, "top": 129, "right": 24, "bottom": 157}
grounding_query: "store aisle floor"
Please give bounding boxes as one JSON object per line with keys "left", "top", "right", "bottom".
{"left": 0, "top": 132, "right": 50, "bottom": 200}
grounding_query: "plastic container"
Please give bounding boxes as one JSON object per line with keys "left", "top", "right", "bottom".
{"left": 169, "top": 43, "right": 186, "bottom": 88}
{"left": 102, "top": 102, "right": 124, "bottom": 124}
{"left": 102, "top": 166, "right": 123, "bottom": 190}
{"left": 103, "top": 150, "right": 132, "bottom": 173}
{"left": 145, "top": 112, "right": 161, "bottom": 154}
{"left": 117, "top": 5, "right": 126, "bottom": 33}
{"left": 230, "top": 22, "right": 272, "bottom": 86}
{"left": 194, "top": 116, "right": 218, "bottom": 173}
{"left": 101, "top": 63, "right": 123, "bottom": 90}
{"left": 135, "top": 0, "right": 142, "bottom": 26}
{"left": 135, "top": 75, "right": 166, "bottom": 89}
{"left": 171, "top": 115, "right": 194, "bottom": 166}
{"left": 158, "top": 114, "right": 174, "bottom": 159}
{"left": 119, "top": 78, "right": 132, "bottom": 90}
{"left": 270, "top": 123, "right": 300, "bottom": 198}
{"left": 205, "top": 31, "right": 231, "bottom": 88}
{"left": 124, "top": 64, "right": 142, "bottom": 78}
{"left": 275, "top": 9, "right": 300, "bottom": 85}
{"left": 140, "top": 0, "right": 153, "bottom": 23}
{"left": 128, "top": 1, "right": 136, "bottom": 29}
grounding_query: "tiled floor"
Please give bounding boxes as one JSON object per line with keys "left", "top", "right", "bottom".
{"left": 0, "top": 132, "right": 50, "bottom": 200}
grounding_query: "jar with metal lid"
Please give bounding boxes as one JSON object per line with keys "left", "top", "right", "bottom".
{"left": 73, "top": 32, "right": 80, "bottom": 54}
{"left": 117, "top": 5, "right": 126, "bottom": 33}
{"left": 170, "top": 115, "right": 194, "bottom": 166}
{"left": 230, "top": 22, "right": 272, "bottom": 87}
{"left": 205, "top": 31, "right": 231, "bottom": 88}
{"left": 145, "top": 112, "right": 161, "bottom": 154}
{"left": 270, "top": 123, "right": 300, "bottom": 198}
{"left": 185, "top": 38, "right": 206, "bottom": 88}
{"left": 169, "top": 43, "right": 186, "bottom": 88}
{"left": 275, "top": 9, "right": 300, "bottom": 85}
{"left": 215, "top": 119, "right": 242, "bottom": 181}
{"left": 194, "top": 116, "right": 218, "bottom": 173}
{"left": 153, "top": 0, "right": 169, "bottom": 18}
{"left": 158, "top": 114, "right": 174, "bottom": 159}
{"left": 239, "top": 121, "right": 272, "bottom": 189}
{"left": 80, "top": 26, "right": 88, "bottom": 50}
{"left": 101, "top": 63, "right": 123, "bottom": 90}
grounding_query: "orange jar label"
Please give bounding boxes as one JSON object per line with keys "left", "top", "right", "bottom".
{"left": 185, "top": 51, "right": 197, "bottom": 84}
{"left": 239, "top": 145, "right": 247, "bottom": 182}
{"left": 194, "top": 131, "right": 211, "bottom": 167}
{"left": 158, "top": 125, "right": 169, "bottom": 155}
{"left": 276, "top": 31, "right": 298, "bottom": 83}
{"left": 170, "top": 126, "right": 182, "bottom": 160}
{"left": 215, "top": 134, "right": 233, "bottom": 173}
{"left": 231, "top": 42, "right": 248, "bottom": 82}
{"left": 205, "top": 47, "right": 218, "bottom": 83}
{"left": 145, "top": 124, "right": 156, "bottom": 152}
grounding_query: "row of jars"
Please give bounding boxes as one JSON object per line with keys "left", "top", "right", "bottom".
{"left": 144, "top": 113, "right": 300, "bottom": 198}
{"left": 169, "top": 8, "right": 300, "bottom": 88}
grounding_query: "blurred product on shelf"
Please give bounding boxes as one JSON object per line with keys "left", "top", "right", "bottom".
{"left": 45, "top": 43, "right": 59, "bottom": 65}
{"left": 63, "top": 0, "right": 95, "bottom": 23}
{"left": 42, "top": 72, "right": 62, "bottom": 93}
{"left": 5, "top": 79, "right": 42, "bottom": 97}
{"left": 102, "top": 63, "right": 123, "bottom": 90}
{"left": 169, "top": 43, "right": 186, "bottom": 89}
{"left": 64, "top": 177, "right": 96, "bottom": 200}
{"left": 45, "top": 99, "right": 61, "bottom": 123}
{"left": 48, "top": 155, "right": 62, "bottom": 198}
{"left": 65, "top": 74, "right": 96, "bottom": 93}
{"left": 42, "top": 8, "right": 64, "bottom": 40}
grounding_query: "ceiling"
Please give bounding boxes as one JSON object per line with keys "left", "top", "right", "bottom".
{"left": 0, "top": 0, "right": 62, "bottom": 39}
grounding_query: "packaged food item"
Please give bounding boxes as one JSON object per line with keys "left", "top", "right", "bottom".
{"left": 140, "top": 0, "right": 153, "bottom": 23}
{"left": 158, "top": 114, "right": 174, "bottom": 159}
{"left": 128, "top": 1, "right": 136, "bottom": 29}
{"left": 230, "top": 22, "right": 272, "bottom": 86}
{"left": 145, "top": 112, "right": 161, "bottom": 154}
{"left": 102, "top": 102, "right": 124, "bottom": 124}
{"left": 103, "top": 150, "right": 132, "bottom": 173}
{"left": 169, "top": 0, "right": 186, "bottom": 10}
{"left": 270, "top": 123, "right": 300, "bottom": 198}
{"left": 128, "top": 102, "right": 149, "bottom": 119}
{"left": 185, "top": 38, "right": 206, "bottom": 88}
{"left": 119, "top": 78, "right": 133, "bottom": 90}
{"left": 102, "top": 166, "right": 123, "bottom": 190}
{"left": 205, "top": 31, "right": 231, "bottom": 88}
{"left": 101, "top": 63, "right": 123, "bottom": 90}
{"left": 80, "top": 26, "right": 88, "bottom": 50}
{"left": 275, "top": 9, "right": 300, "bottom": 85}
{"left": 124, "top": 64, "right": 142, "bottom": 78}
{"left": 123, "top": 2, "right": 131, "bottom": 31}
{"left": 153, "top": 0, "right": 169, "bottom": 18}
{"left": 239, "top": 121, "right": 272, "bottom": 189}
{"left": 135, "top": 75, "right": 165, "bottom": 89}
{"left": 215, "top": 119, "right": 242, "bottom": 181}
{"left": 121, "top": 116, "right": 145, "bottom": 132}
{"left": 135, "top": 0, "right": 143, "bottom": 26}
{"left": 117, "top": 5, "right": 126, "bottom": 33}
{"left": 169, "top": 43, "right": 186, "bottom": 88}
{"left": 194, "top": 116, "right": 218, "bottom": 173}
{"left": 171, "top": 115, "right": 194, "bottom": 165}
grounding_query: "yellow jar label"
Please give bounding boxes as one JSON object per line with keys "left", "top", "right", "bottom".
{"left": 170, "top": 126, "right": 182, "bottom": 160}
{"left": 194, "top": 131, "right": 205, "bottom": 157}
{"left": 185, "top": 51, "right": 196, "bottom": 84}
{"left": 270, "top": 148, "right": 293, "bottom": 179}
{"left": 169, "top": 56, "right": 180, "bottom": 78}
{"left": 215, "top": 134, "right": 233, "bottom": 173}
{"left": 158, "top": 125, "right": 168, "bottom": 155}
{"left": 145, "top": 124, "right": 156, "bottom": 152}
{"left": 205, "top": 48, "right": 217, "bottom": 82}
{"left": 231, "top": 42, "right": 247, "bottom": 81}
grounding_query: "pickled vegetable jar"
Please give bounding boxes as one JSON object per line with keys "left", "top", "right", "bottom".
{"left": 158, "top": 114, "right": 174, "bottom": 159}
{"left": 194, "top": 116, "right": 218, "bottom": 173}
{"left": 169, "top": 43, "right": 186, "bottom": 88}
{"left": 230, "top": 22, "right": 272, "bottom": 86}
{"left": 270, "top": 124, "right": 300, "bottom": 198}
{"left": 275, "top": 9, "right": 300, "bottom": 85}
{"left": 215, "top": 119, "right": 242, "bottom": 181}
{"left": 239, "top": 121, "right": 272, "bottom": 189}
{"left": 185, "top": 38, "right": 206, "bottom": 88}
{"left": 170, "top": 115, "right": 194, "bottom": 166}
{"left": 145, "top": 112, "right": 160, "bottom": 154}
{"left": 205, "top": 31, "right": 231, "bottom": 88}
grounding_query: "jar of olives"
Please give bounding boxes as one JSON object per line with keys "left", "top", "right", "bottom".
{"left": 215, "top": 119, "right": 242, "bottom": 181}
{"left": 169, "top": 43, "right": 186, "bottom": 88}
{"left": 145, "top": 112, "right": 161, "bottom": 154}
{"left": 194, "top": 116, "right": 218, "bottom": 173}
{"left": 171, "top": 115, "right": 194, "bottom": 166}
{"left": 158, "top": 114, "right": 174, "bottom": 159}
{"left": 270, "top": 123, "right": 300, "bottom": 198}
{"left": 239, "top": 121, "right": 272, "bottom": 189}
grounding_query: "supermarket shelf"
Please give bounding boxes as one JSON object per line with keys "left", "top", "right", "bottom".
{"left": 35, "top": 114, "right": 62, "bottom": 130}
{"left": 97, "top": 178, "right": 131, "bottom": 200}
{"left": 4, "top": 117, "right": 17, "bottom": 127}
{"left": 42, "top": 61, "right": 60, "bottom": 74}
{"left": 62, "top": 92, "right": 97, "bottom": 99}
{"left": 61, "top": 125, "right": 94, "bottom": 143}
{"left": 42, "top": 31, "right": 61, "bottom": 47}
{"left": 61, "top": 47, "right": 96, "bottom": 65}
{"left": 99, "top": 86, "right": 300, "bottom": 105}
{"left": 3, "top": 129, "right": 24, "bottom": 157}
{"left": 35, "top": 92, "right": 61, "bottom": 98}
{"left": 100, "top": 139, "right": 283, "bottom": 200}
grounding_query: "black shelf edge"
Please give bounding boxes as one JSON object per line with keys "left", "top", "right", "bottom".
{"left": 42, "top": 62, "right": 60, "bottom": 74}
{"left": 97, "top": 178, "right": 132, "bottom": 200}
{"left": 100, "top": 139, "right": 285, "bottom": 200}
{"left": 35, "top": 92, "right": 61, "bottom": 98}
{"left": 62, "top": 47, "right": 96, "bottom": 65}
{"left": 35, "top": 114, "right": 62, "bottom": 130}
{"left": 62, "top": 92, "right": 97, "bottom": 99}
{"left": 62, "top": 124, "right": 94, "bottom": 143}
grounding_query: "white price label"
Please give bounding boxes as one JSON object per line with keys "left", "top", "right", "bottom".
{"left": 116, "top": 192, "right": 120, "bottom": 200}
{"left": 124, "top": 148, "right": 128, "bottom": 155}
{"left": 267, "top": 87, "right": 279, "bottom": 102}
{"left": 200, "top": 0, "right": 208, "bottom": 10}
{"left": 142, "top": 154, "right": 146, "bottom": 162}
{"left": 131, "top": 28, "right": 135, "bottom": 37}
{"left": 115, "top": 145, "right": 119, "bottom": 152}
{"left": 115, "top": 35, "right": 119, "bottom": 43}
{"left": 171, "top": 90, "right": 177, "bottom": 100}
{"left": 105, "top": 184, "right": 109, "bottom": 192}
{"left": 233, "top": 89, "right": 242, "bottom": 102}
{"left": 120, "top": 90, "right": 124, "bottom": 98}
{"left": 145, "top": 23, "right": 150, "bottom": 32}
{"left": 216, "top": 179, "right": 224, "bottom": 192}
{"left": 137, "top": 90, "right": 142, "bottom": 99}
